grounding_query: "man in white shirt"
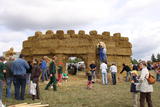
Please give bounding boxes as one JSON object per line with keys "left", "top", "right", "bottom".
{"left": 110, "top": 63, "right": 117, "bottom": 85}
{"left": 100, "top": 62, "right": 108, "bottom": 85}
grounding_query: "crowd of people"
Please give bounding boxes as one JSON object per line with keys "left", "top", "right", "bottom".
{"left": 0, "top": 54, "right": 69, "bottom": 106}
{"left": 0, "top": 53, "right": 159, "bottom": 107}
{"left": 87, "top": 60, "right": 158, "bottom": 107}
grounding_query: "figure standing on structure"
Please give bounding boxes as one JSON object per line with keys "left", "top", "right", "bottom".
{"left": 97, "top": 42, "right": 107, "bottom": 62}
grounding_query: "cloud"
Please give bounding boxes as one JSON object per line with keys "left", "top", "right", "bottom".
{"left": 0, "top": 30, "right": 28, "bottom": 55}
{"left": 0, "top": 0, "right": 160, "bottom": 60}
{"left": 0, "top": 0, "right": 116, "bottom": 31}
{"left": 0, "top": 31, "right": 26, "bottom": 42}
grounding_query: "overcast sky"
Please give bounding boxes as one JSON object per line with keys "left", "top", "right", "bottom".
{"left": 0, "top": 0, "right": 160, "bottom": 60}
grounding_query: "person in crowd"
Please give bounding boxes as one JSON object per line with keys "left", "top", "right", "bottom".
{"left": 130, "top": 70, "right": 139, "bottom": 107}
{"left": 147, "top": 62, "right": 152, "bottom": 71}
{"left": 0, "top": 57, "right": 6, "bottom": 105}
{"left": 45, "top": 56, "right": 57, "bottom": 91}
{"left": 26, "top": 61, "right": 32, "bottom": 84}
{"left": 5, "top": 56, "right": 15, "bottom": 98}
{"left": 153, "top": 63, "right": 160, "bottom": 82}
{"left": 120, "top": 64, "right": 131, "bottom": 82}
{"left": 57, "top": 62, "right": 63, "bottom": 84}
{"left": 139, "top": 61, "right": 153, "bottom": 107}
{"left": 73, "top": 64, "right": 77, "bottom": 75}
{"left": 62, "top": 71, "right": 68, "bottom": 82}
{"left": 41, "top": 56, "right": 48, "bottom": 82}
{"left": 156, "top": 67, "right": 160, "bottom": 82}
{"left": 31, "top": 60, "right": 41, "bottom": 100}
{"left": 110, "top": 63, "right": 117, "bottom": 85}
{"left": 132, "top": 64, "right": 139, "bottom": 71}
{"left": 11, "top": 54, "right": 30, "bottom": 100}
{"left": 89, "top": 61, "right": 96, "bottom": 83}
{"left": 86, "top": 71, "right": 92, "bottom": 89}
{"left": 100, "top": 61, "right": 108, "bottom": 85}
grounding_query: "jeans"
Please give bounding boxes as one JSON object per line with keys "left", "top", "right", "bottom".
{"left": 126, "top": 71, "right": 131, "bottom": 81}
{"left": 0, "top": 80, "right": 3, "bottom": 100}
{"left": 6, "top": 77, "right": 14, "bottom": 98}
{"left": 91, "top": 70, "right": 96, "bottom": 82}
{"left": 102, "top": 72, "right": 107, "bottom": 85}
{"left": 111, "top": 72, "right": 116, "bottom": 85}
{"left": 14, "top": 75, "right": 27, "bottom": 100}
{"left": 41, "top": 68, "right": 48, "bottom": 81}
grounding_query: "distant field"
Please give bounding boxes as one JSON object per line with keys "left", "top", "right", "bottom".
{"left": 3, "top": 71, "right": 160, "bottom": 107}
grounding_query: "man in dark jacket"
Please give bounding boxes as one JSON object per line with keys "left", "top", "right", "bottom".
{"left": 120, "top": 64, "right": 131, "bottom": 82}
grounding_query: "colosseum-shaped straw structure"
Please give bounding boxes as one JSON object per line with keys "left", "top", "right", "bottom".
{"left": 21, "top": 30, "right": 132, "bottom": 71}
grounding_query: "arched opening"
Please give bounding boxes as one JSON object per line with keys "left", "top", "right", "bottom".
{"left": 66, "top": 56, "right": 86, "bottom": 75}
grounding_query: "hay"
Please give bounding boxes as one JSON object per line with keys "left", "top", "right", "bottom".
{"left": 8, "top": 102, "right": 49, "bottom": 107}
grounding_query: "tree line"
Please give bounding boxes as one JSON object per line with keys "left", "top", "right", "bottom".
{"left": 151, "top": 53, "right": 160, "bottom": 62}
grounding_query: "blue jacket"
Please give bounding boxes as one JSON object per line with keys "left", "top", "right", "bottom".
{"left": 11, "top": 58, "right": 30, "bottom": 75}
{"left": 41, "top": 60, "right": 47, "bottom": 69}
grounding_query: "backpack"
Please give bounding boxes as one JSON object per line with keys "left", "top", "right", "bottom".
{"left": 147, "top": 73, "right": 156, "bottom": 84}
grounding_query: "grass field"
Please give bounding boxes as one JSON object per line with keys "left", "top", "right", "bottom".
{"left": 3, "top": 72, "right": 160, "bottom": 107}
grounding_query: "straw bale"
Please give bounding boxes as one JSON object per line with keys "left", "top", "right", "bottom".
{"left": 89, "top": 30, "right": 97, "bottom": 36}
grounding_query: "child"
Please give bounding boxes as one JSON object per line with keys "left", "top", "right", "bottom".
{"left": 31, "top": 60, "right": 41, "bottom": 100}
{"left": 57, "top": 62, "right": 63, "bottom": 85}
{"left": 130, "top": 70, "right": 139, "bottom": 107}
{"left": 62, "top": 71, "right": 68, "bottom": 82}
{"left": 86, "top": 71, "right": 92, "bottom": 89}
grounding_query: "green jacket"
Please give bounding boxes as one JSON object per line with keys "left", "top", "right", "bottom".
{"left": 49, "top": 61, "right": 56, "bottom": 74}
{"left": 0, "top": 62, "right": 5, "bottom": 80}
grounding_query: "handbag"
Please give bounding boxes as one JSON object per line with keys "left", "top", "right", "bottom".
{"left": 147, "top": 73, "right": 156, "bottom": 84}
{"left": 29, "top": 81, "right": 37, "bottom": 95}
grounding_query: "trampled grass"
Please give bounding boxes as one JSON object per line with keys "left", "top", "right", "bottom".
{"left": 3, "top": 72, "right": 160, "bottom": 107}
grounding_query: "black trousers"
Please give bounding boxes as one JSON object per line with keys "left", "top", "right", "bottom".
{"left": 111, "top": 72, "right": 116, "bottom": 85}
{"left": 140, "top": 92, "right": 153, "bottom": 107}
